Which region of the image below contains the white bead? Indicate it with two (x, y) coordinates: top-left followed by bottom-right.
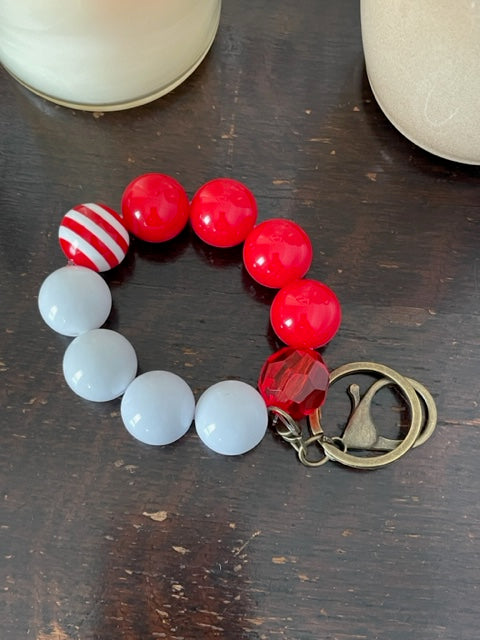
(121, 371), (195, 445)
(195, 380), (268, 455)
(63, 329), (137, 401)
(38, 266), (112, 336)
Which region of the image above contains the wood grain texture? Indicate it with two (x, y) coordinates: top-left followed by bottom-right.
(1, 1), (479, 639)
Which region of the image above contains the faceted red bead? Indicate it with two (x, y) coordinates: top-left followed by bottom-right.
(258, 347), (329, 420)
(190, 178), (258, 247)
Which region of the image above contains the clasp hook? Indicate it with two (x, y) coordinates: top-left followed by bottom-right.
(340, 378), (406, 451)
(308, 362), (437, 469)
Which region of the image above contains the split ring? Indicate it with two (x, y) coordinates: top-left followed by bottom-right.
(309, 362), (426, 469)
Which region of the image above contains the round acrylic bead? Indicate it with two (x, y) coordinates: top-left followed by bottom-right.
(258, 347), (330, 420)
(121, 371), (195, 446)
(121, 173), (190, 243)
(190, 178), (258, 247)
(243, 218), (313, 288)
(38, 266), (112, 336)
(58, 203), (130, 272)
(63, 329), (137, 402)
(195, 380), (268, 455)
(270, 279), (341, 349)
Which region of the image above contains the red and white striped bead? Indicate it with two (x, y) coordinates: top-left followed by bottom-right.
(58, 203), (130, 272)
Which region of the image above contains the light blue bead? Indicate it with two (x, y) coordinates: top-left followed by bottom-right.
(121, 371), (195, 446)
(63, 329), (137, 402)
(195, 380), (268, 455)
(38, 266), (111, 336)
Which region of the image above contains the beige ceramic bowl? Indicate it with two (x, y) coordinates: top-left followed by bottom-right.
(361, 0), (480, 164)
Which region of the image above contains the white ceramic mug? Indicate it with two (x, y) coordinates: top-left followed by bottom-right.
(361, 0), (480, 164)
(0, 0), (222, 110)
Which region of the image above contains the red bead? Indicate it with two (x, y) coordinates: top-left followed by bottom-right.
(243, 218), (313, 288)
(258, 347), (329, 420)
(121, 173), (190, 243)
(190, 178), (257, 247)
(270, 279), (341, 348)
(58, 203), (130, 272)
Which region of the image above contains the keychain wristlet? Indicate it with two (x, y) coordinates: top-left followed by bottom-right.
(38, 173), (437, 469)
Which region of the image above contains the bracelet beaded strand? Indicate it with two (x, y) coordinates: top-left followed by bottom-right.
(38, 173), (341, 457)
(40, 173), (438, 468)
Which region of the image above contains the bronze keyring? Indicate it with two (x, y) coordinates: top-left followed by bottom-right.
(309, 362), (425, 469)
(404, 377), (437, 448)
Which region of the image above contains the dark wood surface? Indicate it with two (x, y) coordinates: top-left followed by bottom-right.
(1, 2), (479, 638)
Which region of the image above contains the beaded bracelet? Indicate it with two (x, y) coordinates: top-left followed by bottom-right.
(38, 173), (437, 469)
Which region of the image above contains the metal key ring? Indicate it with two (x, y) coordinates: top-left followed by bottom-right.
(405, 377), (437, 448)
(309, 362), (424, 469)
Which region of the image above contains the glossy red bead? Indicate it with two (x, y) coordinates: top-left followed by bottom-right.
(121, 173), (190, 243)
(243, 218), (313, 288)
(270, 279), (341, 348)
(258, 347), (329, 420)
(190, 178), (258, 247)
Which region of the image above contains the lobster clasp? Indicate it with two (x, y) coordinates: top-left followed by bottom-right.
(308, 362), (437, 469)
(341, 378), (404, 451)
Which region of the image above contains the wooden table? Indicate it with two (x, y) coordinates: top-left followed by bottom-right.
(1, 2), (479, 638)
